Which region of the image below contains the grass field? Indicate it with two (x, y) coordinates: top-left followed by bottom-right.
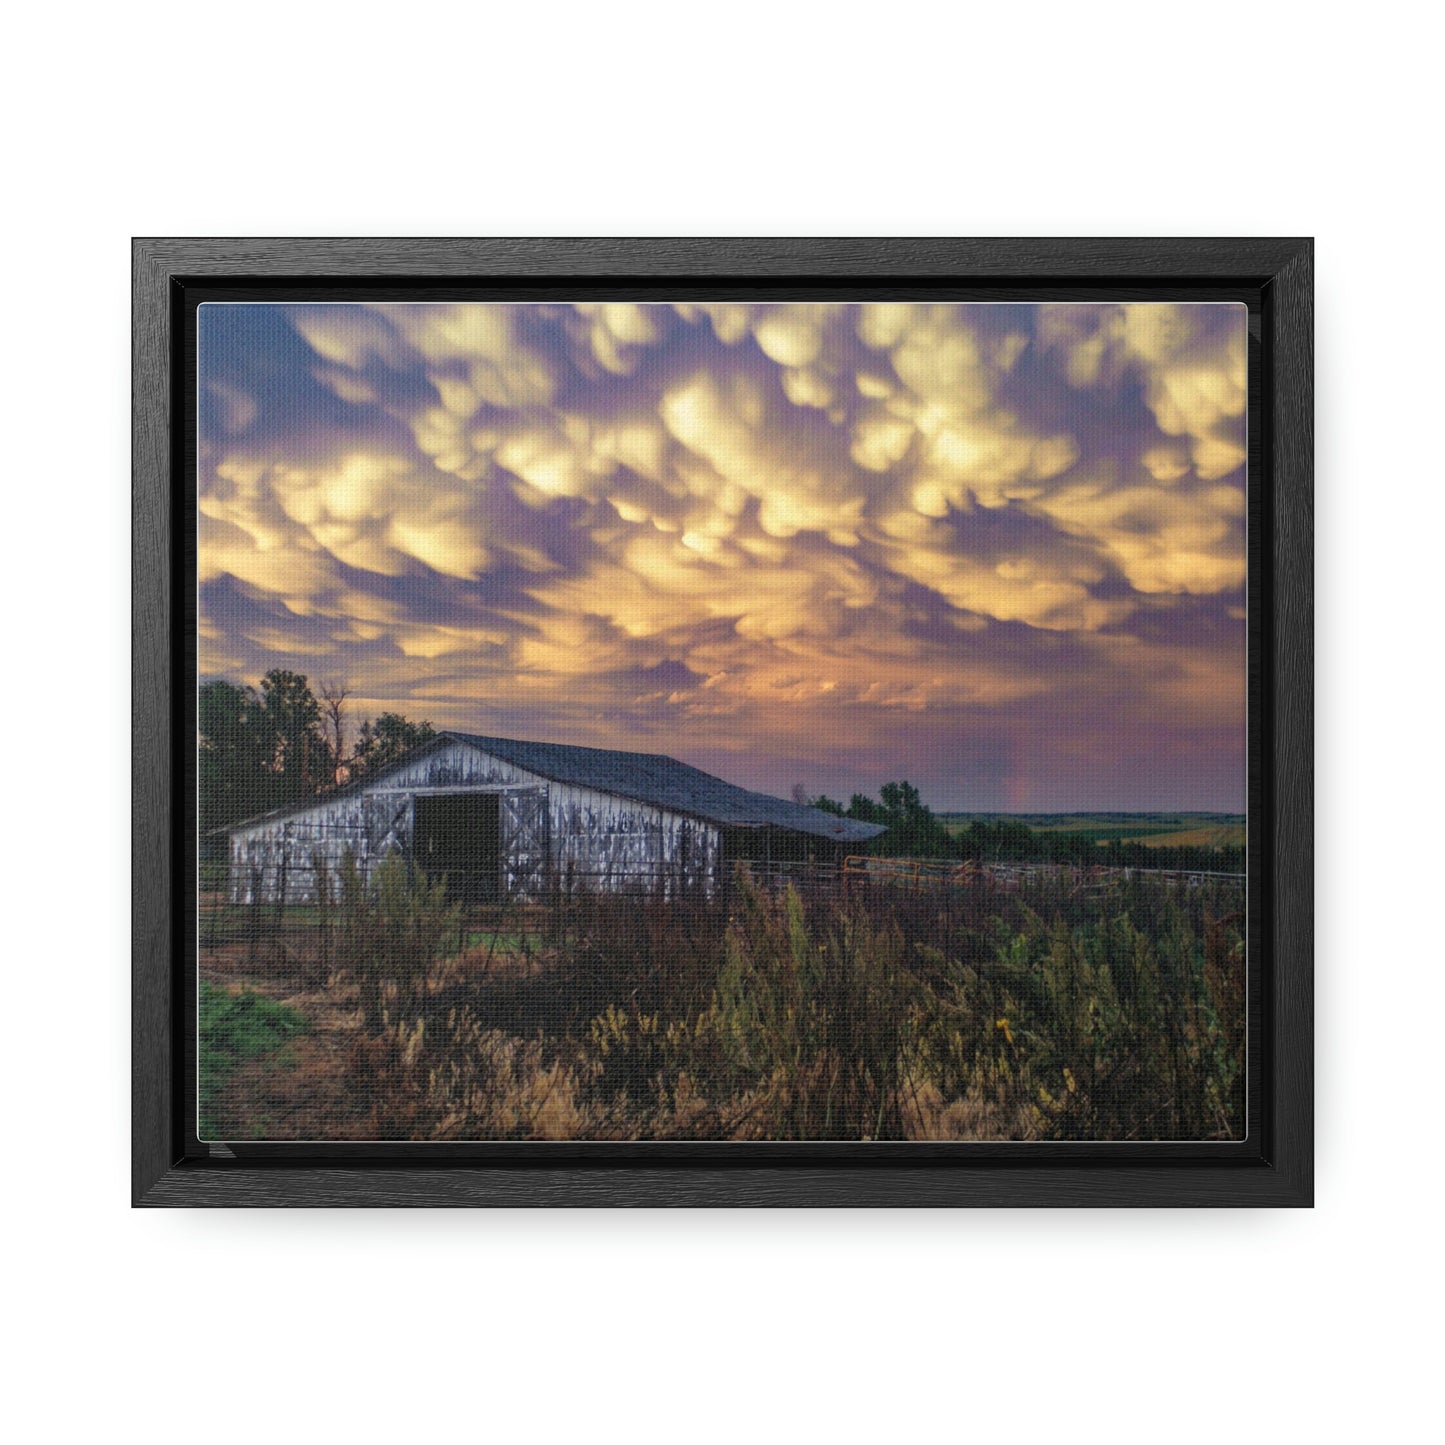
(939, 813), (1246, 849)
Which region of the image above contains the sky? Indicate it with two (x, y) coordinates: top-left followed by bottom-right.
(197, 300), (1247, 812)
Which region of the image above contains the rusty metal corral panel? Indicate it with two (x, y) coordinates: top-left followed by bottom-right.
(227, 738), (723, 903)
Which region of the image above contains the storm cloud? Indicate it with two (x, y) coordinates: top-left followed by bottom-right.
(198, 301), (1247, 810)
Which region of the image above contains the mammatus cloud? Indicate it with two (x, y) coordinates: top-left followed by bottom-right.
(197, 301), (1247, 810)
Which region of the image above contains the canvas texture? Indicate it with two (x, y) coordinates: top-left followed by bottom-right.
(197, 301), (1247, 1142)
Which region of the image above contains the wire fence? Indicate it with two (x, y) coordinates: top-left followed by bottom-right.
(841, 854), (1246, 894)
(199, 848), (1247, 980)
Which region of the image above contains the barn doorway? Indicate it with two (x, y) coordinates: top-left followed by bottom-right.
(414, 793), (501, 903)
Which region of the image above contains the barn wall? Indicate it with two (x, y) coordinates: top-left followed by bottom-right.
(228, 787), (413, 905)
(227, 739), (517, 903)
(228, 739), (721, 903)
(546, 781), (720, 895)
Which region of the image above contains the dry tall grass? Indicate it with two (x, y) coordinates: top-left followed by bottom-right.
(323, 863), (1245, 1142)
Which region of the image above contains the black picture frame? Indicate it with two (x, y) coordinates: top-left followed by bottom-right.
(134, 237), (1312, 1207)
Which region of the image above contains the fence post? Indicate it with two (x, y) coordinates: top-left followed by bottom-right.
(274, 847), (289, 925)
(315, 853), (331, 981)
(246, 866), (262, 968)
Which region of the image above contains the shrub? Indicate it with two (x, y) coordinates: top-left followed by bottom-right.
(333, 850), (460, 1032)
(716, 883), (913, 1139)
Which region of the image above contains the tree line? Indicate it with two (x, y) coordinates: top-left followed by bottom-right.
(199, 670), (435, 840)
(813, 780), (957, 858)
(812, 785), (1245, 873)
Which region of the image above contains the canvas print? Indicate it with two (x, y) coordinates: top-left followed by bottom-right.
(197, 300), (1247, 1142)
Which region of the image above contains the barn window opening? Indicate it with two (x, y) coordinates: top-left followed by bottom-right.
(414, 793), (501, 903)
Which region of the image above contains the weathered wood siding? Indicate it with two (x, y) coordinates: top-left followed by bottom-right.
(546, 780), (719, 895)
(228, 739), (720, 903)
(228, 789), (411, 906)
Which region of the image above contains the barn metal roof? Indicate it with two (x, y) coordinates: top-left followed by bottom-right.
(443, 733), (887, 843)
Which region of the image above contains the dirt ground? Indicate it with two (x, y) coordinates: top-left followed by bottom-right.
(201, 940), (377, 1140)
(199, 936), (541, 1140)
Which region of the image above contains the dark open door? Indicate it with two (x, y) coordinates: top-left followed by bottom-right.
(413, 793), (501, 902)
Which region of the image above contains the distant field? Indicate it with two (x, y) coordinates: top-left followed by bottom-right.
(939, 813), (1246, 849)
(1127, 824), (1247, 849)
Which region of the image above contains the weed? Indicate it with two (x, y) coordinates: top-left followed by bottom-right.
(202, 868), (1247, 1142)
(333, 850), (460, 1033)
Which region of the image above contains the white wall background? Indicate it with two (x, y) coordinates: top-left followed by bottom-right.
(1, 3), (1436, 1441)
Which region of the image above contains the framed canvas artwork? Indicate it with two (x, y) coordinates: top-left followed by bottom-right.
(133, 238), (1312, 1206)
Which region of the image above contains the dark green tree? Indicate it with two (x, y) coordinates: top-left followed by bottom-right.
(843, 781), (955, 858)
(352, 712), (437, 777)
(200, 671), (438, 835)
(962, 817), (1040, 862)
(198, 679), (270, 836)
(198, 670), (327, 849)
(258, 669), (325, 803)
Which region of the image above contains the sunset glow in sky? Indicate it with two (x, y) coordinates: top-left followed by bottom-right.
(198, 301), (1247, 811)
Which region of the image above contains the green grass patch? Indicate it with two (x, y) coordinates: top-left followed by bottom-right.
(455, 931), (538, 955)
(199, 982), (309, 1139)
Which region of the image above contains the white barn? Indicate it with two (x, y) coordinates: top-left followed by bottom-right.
(226, 732), (885, 904)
